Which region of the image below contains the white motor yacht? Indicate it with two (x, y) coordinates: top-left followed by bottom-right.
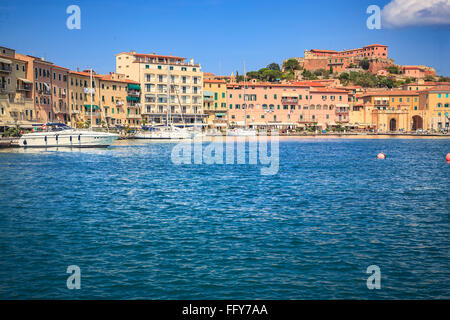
(18, 123), (119, 148)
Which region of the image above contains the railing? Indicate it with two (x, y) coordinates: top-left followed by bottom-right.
(128, 90), (140, 97)
(17, 85), (32, 91)
(282, 98), (298, 104)
(0, 65), (12, 73)
(128, 102), (141, 107)
(85, 112), (101, 117)
(10, 98), (33, 105)
(54, 109), (68, 114)
(126, 113), (141, 119)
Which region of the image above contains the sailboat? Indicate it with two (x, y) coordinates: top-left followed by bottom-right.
(227, 60), (257, 137)
(18, 69), (119, 148)
(135, 63), (196, 140)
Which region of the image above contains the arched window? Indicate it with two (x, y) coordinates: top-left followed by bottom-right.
(437, 103), (442, 108)
(329, 105), (334, 110)
(316, 105), (321, 110)
(310, 105), (315, 110)
(323, 105), (328, 110)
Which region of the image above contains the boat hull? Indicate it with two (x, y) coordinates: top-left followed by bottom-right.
(18, 131), (119, 148)
(134, 131), (195, 140)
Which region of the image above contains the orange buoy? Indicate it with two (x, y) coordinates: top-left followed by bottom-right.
(446, 153), (450, 163)
(377, 153), (386, 159)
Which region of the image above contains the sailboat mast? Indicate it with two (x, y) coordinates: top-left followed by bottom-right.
(243, 60), (246, 128)
(167, 61), (170, 127)
(90, 68), (93, 130)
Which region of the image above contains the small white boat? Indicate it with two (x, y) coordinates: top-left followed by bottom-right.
(18, 123), (119, 148)
(227, 128), (257, 136)
(134, 125), (195, 140)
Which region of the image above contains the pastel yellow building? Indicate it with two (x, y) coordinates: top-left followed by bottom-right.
(98, 73), (141, 129)
(419, 85), (450, 131)
(0, 46), (35, 129)
(203, 80), (227, 129)
(69, 70), (142, 129)
(68, 70), (101, 127)
(115, 51), (204, 125)
(352, 91), (420, 132)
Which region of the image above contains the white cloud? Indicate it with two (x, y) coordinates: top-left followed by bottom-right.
(381, 0), (450, 28)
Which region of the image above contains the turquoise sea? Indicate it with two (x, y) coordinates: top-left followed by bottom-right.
(0, 137), (449, 299)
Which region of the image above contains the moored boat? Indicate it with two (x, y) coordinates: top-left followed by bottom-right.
(18, 123), (119, 148)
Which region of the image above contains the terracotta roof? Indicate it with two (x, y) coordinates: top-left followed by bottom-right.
(69, 70), (102, 78)
(204, 79), (226, 84)
(227, 82), (310, 88)
(361, 90), (419, 97)
(310, 49), (338, 53)
(98, 74), (139, 84)
(424, 85), (450, 92)
(310, 88), (349, 94)
(365, 44), (388, 48)
(118, 52), (185, 60)
(291, 81), (326, 87)
(51, 64), (70, 71)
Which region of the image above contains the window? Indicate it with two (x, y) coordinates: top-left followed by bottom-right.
(157, 66), (162, 70)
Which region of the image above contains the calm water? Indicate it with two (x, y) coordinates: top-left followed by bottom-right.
(0, 137), (449, 299)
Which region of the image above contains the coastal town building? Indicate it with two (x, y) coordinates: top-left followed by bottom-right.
(419, 85), (450, 131)
(352, 91), (421, 132)
(68, 70), (142, 129)
(0, 46), (35, 129)
(289, 44), (394, 74)
(68, 70), (101, 127)
(203, 79), (227, 128)
(50, 64), (70, 124)
(227, 82), (350, 130)
(115, 51), (204, 125)
(98, 73), (141, 128)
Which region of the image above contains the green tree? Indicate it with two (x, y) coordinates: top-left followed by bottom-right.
(387, 65), (401, 74)
(359, 58), (370, 70)
(267, 63), (281, 71)
(283, 59), (301, 72)
(302, 69), (318, 80)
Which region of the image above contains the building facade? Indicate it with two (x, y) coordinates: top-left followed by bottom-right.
(352, 91), (421, 132)
(419, 85), (450, 131)
(115, 51), (204, 126)
(227, 83), (350, 129)
(0, 46), (35, 129)
(203, 80), (227, 128)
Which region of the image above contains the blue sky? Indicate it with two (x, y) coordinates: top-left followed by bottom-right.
(1, 0), (449, 76)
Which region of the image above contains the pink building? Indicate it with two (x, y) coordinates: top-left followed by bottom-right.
(307, 44), (388, 59)
(227, 83), (350, 129)
(50, 65), (69, 123)
(32, 58), (54, 123)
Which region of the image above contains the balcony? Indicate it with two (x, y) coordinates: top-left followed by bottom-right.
(85, 112), (101, 117)
(17, 84), (32, 91)
(39, 89), (52, 96)
(282, 98), (298, 104)
(128, 102), (141, 108)
(0, 64), (12, 73)
(54, 109), (68, 115)
(128, 90), (140, 97)
(126, 113), (141, 119)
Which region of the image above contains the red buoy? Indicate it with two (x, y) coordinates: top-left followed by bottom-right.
(377, 153), (386, 160)
(446, 153), (450, 163)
